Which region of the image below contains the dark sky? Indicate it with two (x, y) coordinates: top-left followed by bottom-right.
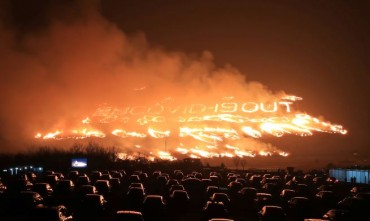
(1, 0), (369, 168)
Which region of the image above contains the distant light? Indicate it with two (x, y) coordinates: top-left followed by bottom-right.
(24, 167), (27, 169)
(3, 169), (7, 172)
(30, 166), (33, 168)
(15, 167), (18, 170)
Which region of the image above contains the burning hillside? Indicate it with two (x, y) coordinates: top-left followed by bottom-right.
(0, 1), (347, 158)
(35, 95), (346, 160)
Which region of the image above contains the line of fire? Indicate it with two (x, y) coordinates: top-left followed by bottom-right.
(34, 96), (347, 161)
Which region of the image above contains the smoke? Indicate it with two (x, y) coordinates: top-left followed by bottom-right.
(0, 1), (288, 154)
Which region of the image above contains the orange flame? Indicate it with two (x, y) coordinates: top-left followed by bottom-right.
(148, 128), (170, 138)
(34, 96), (346, 160)
(112, 129), (147, 138)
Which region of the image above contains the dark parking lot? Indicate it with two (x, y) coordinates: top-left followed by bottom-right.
(1, 164), (369, 221)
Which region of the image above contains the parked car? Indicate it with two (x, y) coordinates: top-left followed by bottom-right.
(210, 192), (231, 208)
(74, 193), (107, 220)
(238, 187), (257, 201)
(32, 183), (53, 198)
(82, 193), (107, 210)
(95, 180), (111, 197)
(142, 195), (166, 221)
(322, 209), (351, 221)
(0, 180), (6, 194)
(287, 197), (313, 220)
(209, 219), (234, 221)
(167, 190), (190, 212)
(54, 180), (74, 195)
(203, 201), (228, 220)
(76, 175), (91, 186)
(15, 191), (44, 211)
(126, 187), (145, 210)
(28, 205), (73, 221)
(115, 210), (144, 221)
(259, 205), (286, 221)
(128, 182), (145, 191)
(280, 189), (296, 203)
(255, 193), (273, 210)
(76, 185), (98, 198)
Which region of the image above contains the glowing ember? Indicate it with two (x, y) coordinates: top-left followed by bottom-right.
(259, 150), (271, 156)
(82, 117), (91, 124)
(71, 128), (106, 139)
(148, 128), (170, 138)
(282, 95), (303, 101)
(241, 126), (262, 138)
(41, 130), (63, 139)
(235, 150), (256, 157)
(112, 129), (147, 138)
(35, 96), (347, 160)
(157, 151), (176, 161)
(176, 147), (189, 154)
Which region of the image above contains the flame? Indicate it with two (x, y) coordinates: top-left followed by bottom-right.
(35, 96), (347, 160)
(148, 128), (170, 138)
(36, 128), (105, 140)
(259, 150), (271, 156)
(242, 126), (262, 138)
(282, 95), (303, 101)
(260, 123), (287, 137)
(71, 128), (106, 139)
(42, 130), (63, 139)
(279, 151), (290, 157)
(235, 150), (256, 157)
(82, 117), (91, 124)
(180, 127), (238, 144)
(176, 147), (189, 154)
(220, 152), (234, 158)
(157, 151), (176, 161)
(190, 148), (220, 158)
(112, 129), (147, 138)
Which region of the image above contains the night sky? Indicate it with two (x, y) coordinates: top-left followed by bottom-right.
(0, 0), (369, 169)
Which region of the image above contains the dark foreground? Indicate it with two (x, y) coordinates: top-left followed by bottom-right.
(0, 166), (369, 221)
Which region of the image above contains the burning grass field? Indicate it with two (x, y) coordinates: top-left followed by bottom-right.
(33, 95), (346, 165)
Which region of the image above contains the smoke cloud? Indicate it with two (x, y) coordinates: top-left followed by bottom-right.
(0, 1), (300, 156)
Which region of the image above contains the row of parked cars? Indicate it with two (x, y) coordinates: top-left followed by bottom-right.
(0, 168), (369, 221)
